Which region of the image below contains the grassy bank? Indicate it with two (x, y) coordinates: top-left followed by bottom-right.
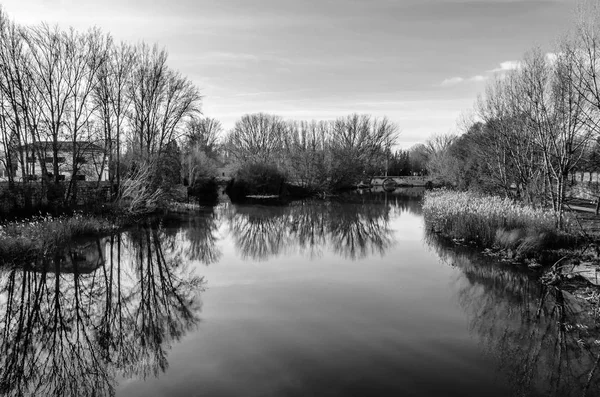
(0, 213), (117, 262)
(423, 190), (576, 258)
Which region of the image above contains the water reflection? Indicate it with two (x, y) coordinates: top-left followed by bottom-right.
(1, 191), (597, 397)
(0, 224), (204, 397)
(224, 198), (398, 261)
(181, 209), (222, 265)
(426, 232), (600, 397)
(360, 186), (424, 215)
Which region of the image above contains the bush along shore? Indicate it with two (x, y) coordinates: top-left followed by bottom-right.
(0, 213), (120, 264)
(0, 194), (223, 263)
(423, 189), (581, 266)
(225, 162), (319, 204)
(423, 189), (600, 310)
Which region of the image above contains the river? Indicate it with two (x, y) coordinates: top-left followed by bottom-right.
(0, 188), (598, 397)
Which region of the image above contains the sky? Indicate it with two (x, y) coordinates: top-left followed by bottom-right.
(0, 0), (579, 147)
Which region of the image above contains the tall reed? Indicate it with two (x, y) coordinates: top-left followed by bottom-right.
(0, 213), (115, 261)
(423, 190), (574, 254)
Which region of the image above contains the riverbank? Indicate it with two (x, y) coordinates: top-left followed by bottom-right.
(423, 189), (577, 256)
(0, 213), (120, 264)
(423, 189), (600, 307)
(6, 188), (598, 397)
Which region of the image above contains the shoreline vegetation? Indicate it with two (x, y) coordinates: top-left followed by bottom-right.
(0, 0), (599, 305)
(423, 189), (600, 307)
(0, 213), (117, 264)
(411, 1), (600, 308)
(423, 189), (577, 260)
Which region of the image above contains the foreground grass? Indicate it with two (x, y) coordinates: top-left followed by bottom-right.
(0, 213), (116, 261)
(423, 190), (576, 257)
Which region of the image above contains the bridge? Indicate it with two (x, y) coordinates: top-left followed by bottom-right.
(369, 175), (436, 187)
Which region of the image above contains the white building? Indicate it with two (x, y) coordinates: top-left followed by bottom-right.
(0, 141), (109, 182)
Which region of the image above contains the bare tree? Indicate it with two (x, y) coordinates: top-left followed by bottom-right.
(550, 48), (594, 225)
(184, 116), (221, 154)
(476, 73), (543, 202)
(226, 113), (286, 163)
(566, 1), (600, 212)
(94, 40), (136, 190)
(182, 116), (222, 184)
(515, 48), (594, 226)
(0, 9), (38, 186)
(282, 120), (330, 188)
(62, 27), (109, 203)
(422, 133), (457, 156)
(127, 43), (201, 160)
(23, 24), (75, 185)
(329, 114), (398, 186)
(0, 8), (205, 210)
(224, 113), (399, 190)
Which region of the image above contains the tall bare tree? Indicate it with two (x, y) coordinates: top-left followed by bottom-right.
(184, 116), (221, 154)
(476, 73), (543, 202)
(283, 120), (330, 188)
(128, 44), (201, 160)
(94, 41), (136, 189)
(329, 114), (398, 186)
(62, 27), (109, 203)
(226, 113), (286, 163)
(0, 9), (36, 186)
(23, 24), (75, 186)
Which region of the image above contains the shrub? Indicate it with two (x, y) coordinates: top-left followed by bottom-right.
(118, 161), (170, 214)
(423, 189), (574, 255)
(227, 162), (286, 200)
(188, 177), (219, 205)
(0, 213), (115, 262)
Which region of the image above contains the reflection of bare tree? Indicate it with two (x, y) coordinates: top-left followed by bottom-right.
(0, 240), (114, 397)
(226, 205), (291, 261)
(328, 202), (393, 260)
(426, 231), (600, 397)
(286, 203), (328, 259)
(224, 199), (394, 261)
(0, 225), (204, 397)
(182, 209), (222, 265)
(365, 187), (424, 216)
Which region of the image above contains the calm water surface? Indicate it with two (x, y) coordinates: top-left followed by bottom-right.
(1, 189), (599, 397)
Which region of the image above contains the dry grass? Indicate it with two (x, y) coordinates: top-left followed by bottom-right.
(0, 213), (115, 261)
(423, 189), (575, 255)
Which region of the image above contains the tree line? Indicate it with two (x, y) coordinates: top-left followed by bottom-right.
(0, 6), (406, 210)
(0, 7), (201, 206)
(421, 0), (600, 226)
(224, 113), (399, 191)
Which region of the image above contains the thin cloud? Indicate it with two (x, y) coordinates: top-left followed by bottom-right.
(488, 60), (521, 73)
(440, 75), (488, 87)
(487, 53), (557, 74)
(469, 75), (487, 82)
(441, 53), (559, 89)
(441, 77), (465, 87)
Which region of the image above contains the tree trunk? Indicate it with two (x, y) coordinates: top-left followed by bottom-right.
(52, 136), (59, 184)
